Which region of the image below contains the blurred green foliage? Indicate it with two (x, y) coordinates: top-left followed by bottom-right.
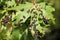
(0, 0), (56, 40)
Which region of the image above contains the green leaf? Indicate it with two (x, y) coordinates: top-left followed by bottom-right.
(7, 2), (33, 11)
(38, 2), (46, 9)
(13, 11), (30, 23)
(11, 29), (21, 40)
(5, 0), (15, 7)
(42, 9), (55, 20)
(46, 6), (55, 13)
